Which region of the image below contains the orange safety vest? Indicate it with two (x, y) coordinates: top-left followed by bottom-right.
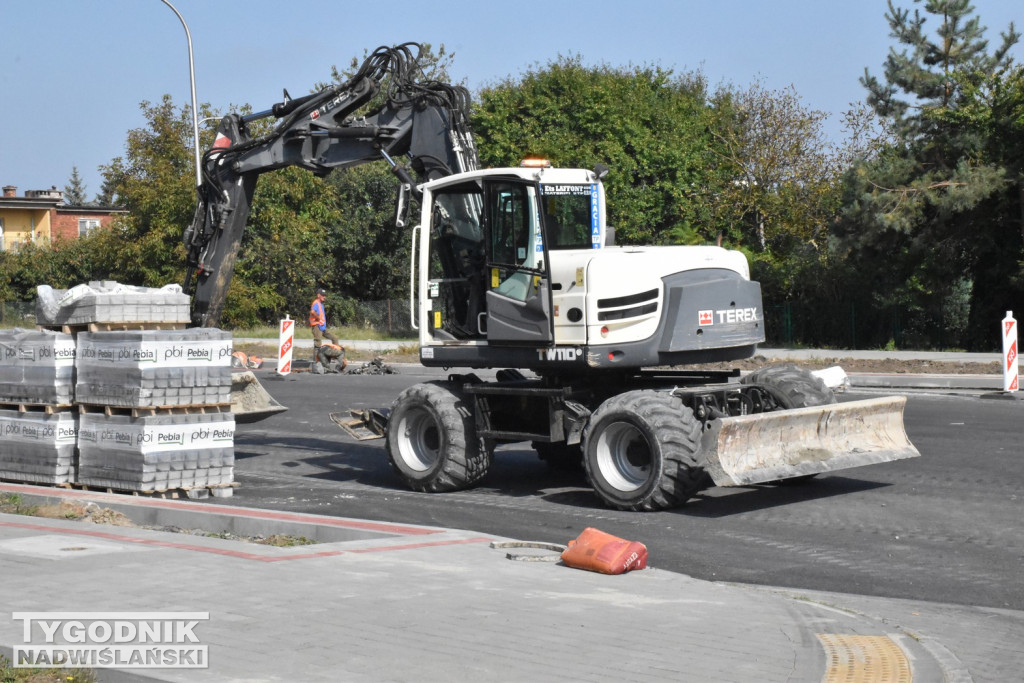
(309, 299), (326, 328)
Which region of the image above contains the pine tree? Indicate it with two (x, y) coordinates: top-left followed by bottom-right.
(837, 0), (1021, 349)
(94, 175), (118, 207)
(63, 166), (88, 206)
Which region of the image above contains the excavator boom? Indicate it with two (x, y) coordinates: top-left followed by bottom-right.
(183, 43), (477, 328)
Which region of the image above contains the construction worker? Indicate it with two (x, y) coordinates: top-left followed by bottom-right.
(309, 288), (340, 361)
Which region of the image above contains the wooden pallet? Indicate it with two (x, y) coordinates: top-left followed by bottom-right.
(0, 477), (74, 489)
(74, 482), (239, 500)
(77, 403), (232, 418)
(5, 479), (241, 500)
(0, 402), (75, 415)
(37, 321), (188, 334)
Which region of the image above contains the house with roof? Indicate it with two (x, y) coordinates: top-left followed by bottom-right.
(0, 184), (126, 251)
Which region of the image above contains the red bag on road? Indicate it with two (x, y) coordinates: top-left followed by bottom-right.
(561, 527), (648, 575)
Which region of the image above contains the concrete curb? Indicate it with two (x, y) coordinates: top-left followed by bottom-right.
(0, 483), (468, 547)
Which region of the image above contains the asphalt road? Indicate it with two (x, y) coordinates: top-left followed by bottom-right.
(225, 365), (1024, 611)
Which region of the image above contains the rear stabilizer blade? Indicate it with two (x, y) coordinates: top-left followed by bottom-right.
(230, 371), (288, 424)
(331, 409), (389, 441)
(702, 396), (920, 487)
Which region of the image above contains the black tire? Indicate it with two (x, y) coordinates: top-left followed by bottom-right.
(583, 390), (705, 511)
(386, 381), (492, 492)
(532, 441), (584, 471)
(741, 364), (836, 484)
(740, 363), (836, 409)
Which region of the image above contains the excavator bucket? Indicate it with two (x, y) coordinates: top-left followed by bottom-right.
(701, 396), (919, 487)
(230, 371), (288, 424)
(330, 409), (389, 440)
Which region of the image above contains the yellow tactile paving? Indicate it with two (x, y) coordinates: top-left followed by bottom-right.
(817, 633), (912, 682)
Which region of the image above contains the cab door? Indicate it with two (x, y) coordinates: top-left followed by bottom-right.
(483, 179), (554, 344)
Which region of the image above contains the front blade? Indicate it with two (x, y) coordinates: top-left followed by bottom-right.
(702, 396), (920, 487)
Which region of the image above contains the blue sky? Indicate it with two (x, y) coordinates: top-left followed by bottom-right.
(1, 0), (1020, 197)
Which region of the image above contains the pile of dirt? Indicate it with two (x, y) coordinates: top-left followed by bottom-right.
(32, 501), (135, 527)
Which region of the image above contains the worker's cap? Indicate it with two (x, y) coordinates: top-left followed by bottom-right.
(316, 288), (327, 296)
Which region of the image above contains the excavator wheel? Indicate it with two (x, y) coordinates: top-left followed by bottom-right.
(583, 390), (706, 511)
(741, 363), (836, 409)
(386, 381), (493, 492)
(740, 364), (836, 484)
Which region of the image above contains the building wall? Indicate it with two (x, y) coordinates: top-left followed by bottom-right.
(51, 211), (120, 243)
(0, 207), (51, 249)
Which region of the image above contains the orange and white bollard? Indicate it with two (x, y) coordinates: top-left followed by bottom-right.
(1002, 311), (1018, 393)
(278, 315), (294, 376)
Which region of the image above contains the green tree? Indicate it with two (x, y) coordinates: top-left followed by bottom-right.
(711, 83), (843, 252)
(62, 167), (88, 206)
(474, 56), (728, 245)
(99, 95), (201, 289)
(94, 174), (118, 207)
(708, 82), (851, 311)
(838, 0), (1021, 349)
(319, 43), (459, 307)
(94, 96), (342, 327)
(232, 165), (340, 326)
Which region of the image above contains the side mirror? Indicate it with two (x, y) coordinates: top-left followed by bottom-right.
(394, 183), (412, 228)
(594, 163), (610, 180)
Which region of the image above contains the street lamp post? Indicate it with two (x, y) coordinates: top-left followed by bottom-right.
(159, 0), (203, 189)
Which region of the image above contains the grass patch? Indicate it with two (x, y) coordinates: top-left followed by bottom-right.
(1, 496), (317, 546)
(1, 497), (136, 527)
(0, 494), (38, 516)
(194, 530), (315, 546)
(258, 534), (317, 547)
(0, 653), (96, 682)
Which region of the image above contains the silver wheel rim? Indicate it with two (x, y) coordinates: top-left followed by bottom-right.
(595, 421), (652, 492)
(396, 407), (440, 472)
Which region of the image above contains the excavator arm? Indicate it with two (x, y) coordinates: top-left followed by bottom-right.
(184, 43), (478, 327)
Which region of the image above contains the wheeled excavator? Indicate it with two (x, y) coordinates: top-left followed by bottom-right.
(185, 43), (919, 511)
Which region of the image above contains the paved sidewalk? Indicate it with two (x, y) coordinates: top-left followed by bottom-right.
(3, 483), (1023, 682)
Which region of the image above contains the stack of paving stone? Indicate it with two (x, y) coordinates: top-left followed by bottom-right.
(0, 329), (78, 484)
(77, 412), (234, 492)
(74, 328), (236, 492)
(25, 280), (237, 494)
(0, 328), (76, 406)
(36, 281), (190, 328)
(0, 410), (78, 484)
(75, 329), (233, 408)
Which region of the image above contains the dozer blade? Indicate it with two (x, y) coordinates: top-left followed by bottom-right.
(701, 396), (920, 487)
(330, 409), (389, 441)
(230, 371), (288, 424)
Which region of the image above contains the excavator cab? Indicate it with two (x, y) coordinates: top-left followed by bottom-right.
(483, 179), (554, 345)
(422, 174), (555, 348)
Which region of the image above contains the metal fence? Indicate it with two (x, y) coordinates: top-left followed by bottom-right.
(334, 299), (416, 338)
(763, 302), (975, 351)
(0, 301), (35, 328)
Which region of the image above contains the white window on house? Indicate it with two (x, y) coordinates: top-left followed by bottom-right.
(78, 218), (100, 237)
(0, 218), (4, 250)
